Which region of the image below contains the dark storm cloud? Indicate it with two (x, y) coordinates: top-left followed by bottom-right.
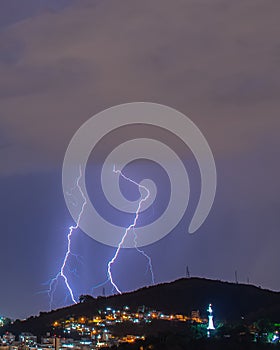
(0, 58), (93, 98)
(0, 35), (24, 65)
(0, 0), (279, 176)
(0, 0), (76, 29)
(213, 73), (280, 105)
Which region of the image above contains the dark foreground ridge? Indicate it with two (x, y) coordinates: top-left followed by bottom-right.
(3, 277), (280, 336)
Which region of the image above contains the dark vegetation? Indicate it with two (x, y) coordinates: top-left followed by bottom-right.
(114, 337), (280, 350)
(2, 277), (280, 337)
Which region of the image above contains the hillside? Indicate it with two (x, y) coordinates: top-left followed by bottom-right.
(3, 278), (280, 336)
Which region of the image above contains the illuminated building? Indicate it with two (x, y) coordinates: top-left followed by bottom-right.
(2, 333), (15, 345)
(19, 333), (37, 346)
(191, 310), (200, 320)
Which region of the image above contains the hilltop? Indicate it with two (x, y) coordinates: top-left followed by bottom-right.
(3, 278), (280, 336)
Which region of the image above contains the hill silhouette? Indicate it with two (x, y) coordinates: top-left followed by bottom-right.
(3, 278), (280, 336)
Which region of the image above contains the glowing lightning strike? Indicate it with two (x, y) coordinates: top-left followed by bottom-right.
(133, 229), (155, 285)
(107, 166), (153, 294)
(48, 165), (87, 308)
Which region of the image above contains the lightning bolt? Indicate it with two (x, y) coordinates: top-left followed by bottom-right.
(107, 166), (154, 293)
(133, 229), (155, 285)
(47, 164), (153, 306)
(48, 165), (87, 308)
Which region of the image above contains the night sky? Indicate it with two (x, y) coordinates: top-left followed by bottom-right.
(1, 0), (280, 320)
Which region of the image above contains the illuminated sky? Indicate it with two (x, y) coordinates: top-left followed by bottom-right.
(1, 0), (280, 319)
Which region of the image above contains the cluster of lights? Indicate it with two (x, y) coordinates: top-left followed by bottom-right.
(52, 305), (205, 336)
